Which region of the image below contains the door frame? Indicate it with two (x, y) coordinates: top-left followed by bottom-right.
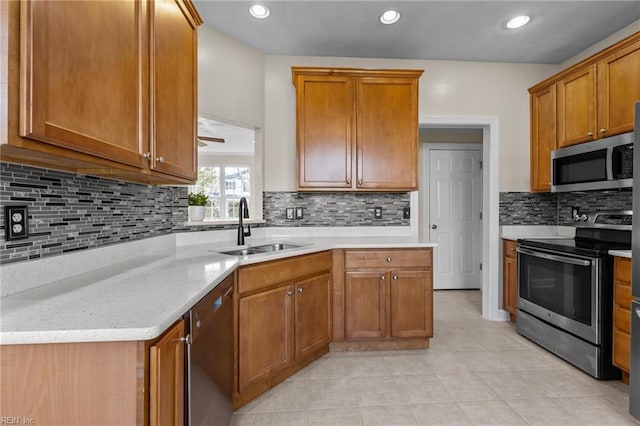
(411, 115), (508, 321)
(422, 143), (483, 289)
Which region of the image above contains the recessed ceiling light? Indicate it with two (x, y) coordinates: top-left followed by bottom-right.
(249, 4), (270, 19)
(380, 9), (400, 25)
(506, 15), (530, 29)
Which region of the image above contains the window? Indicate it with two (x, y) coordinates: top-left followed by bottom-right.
(191, 166), (251, 220)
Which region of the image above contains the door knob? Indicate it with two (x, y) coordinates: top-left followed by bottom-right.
(431, 224), (438, 229)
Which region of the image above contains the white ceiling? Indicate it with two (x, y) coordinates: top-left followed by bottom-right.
(197, 117), (255, 155)
(194, 1), (640, 64)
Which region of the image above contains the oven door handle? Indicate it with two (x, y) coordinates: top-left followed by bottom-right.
(516, 247), (592, 267)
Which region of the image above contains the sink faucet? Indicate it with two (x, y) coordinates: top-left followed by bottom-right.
(237, 197), (251, 245)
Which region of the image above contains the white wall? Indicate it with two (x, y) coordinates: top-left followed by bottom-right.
(561, 20), (640, 69)
(198, 25), (265, 129)
(264, 55), (558, 192)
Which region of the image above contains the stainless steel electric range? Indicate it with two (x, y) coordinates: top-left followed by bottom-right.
(516, 210), (631, 379)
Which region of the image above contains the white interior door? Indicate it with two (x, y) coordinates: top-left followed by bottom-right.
(428, 149), (482, 289)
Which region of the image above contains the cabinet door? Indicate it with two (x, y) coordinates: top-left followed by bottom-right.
(20, 0), (146, 168)
(530, 84), (557, 192)
(558, 65), (597, 147)
(503, 256), (518, 319)
(598, 39), (640, 137)
(356, 77), (419, 190)
(150, 0), (199, 180)
(294, 273), (331, 359)
(345, 271), (387, 339)
(390, 270), (432, 338)
(150, 319), (185, 426)
(238, 285), (293, 393)
(295, 75), (354, 189)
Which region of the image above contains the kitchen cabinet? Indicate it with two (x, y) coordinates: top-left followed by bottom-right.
(292, 67), (423, 192)
(502, 239), (518, 322)
(530, 84), (557, 192)
(0, 0), (201, 184)
(149, 319), (186, 426)
(0, 317), (188, 425)
(234, 251), (332, 408)
(340, 248), (433, 345)
(613, 256), (632, 384)
(529, 32), (640, 189)
(557, 65), (598, 147)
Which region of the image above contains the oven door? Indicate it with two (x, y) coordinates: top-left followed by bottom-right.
(517, 246), (600, 344)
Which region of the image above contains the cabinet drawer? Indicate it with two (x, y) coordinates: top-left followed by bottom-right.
(613, 328), (630, 372)
(238, 251), (332, 295)
(615, 257), (631, 282)
(614, 306), (631, 334)
(503, 240), (517, 259)
(614, 282), (632, 309)
(344, 249), (432, 269)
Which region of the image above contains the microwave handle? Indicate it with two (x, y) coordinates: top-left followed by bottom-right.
(516, 247), (592, 267)
(606, 146), (614, 181)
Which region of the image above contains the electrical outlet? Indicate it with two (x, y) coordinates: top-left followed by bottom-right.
(403, 207), (410, 219)
(295, 207), (304, 219)
(374, 207), (382, 219)
(286, 207), (294, 220)
(5, 205), (28, 241)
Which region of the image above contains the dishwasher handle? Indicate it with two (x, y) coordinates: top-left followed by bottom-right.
(516, 247), (592, 267)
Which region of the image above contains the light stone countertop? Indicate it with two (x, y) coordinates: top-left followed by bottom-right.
(500, 225), (576, 241)
(609, 250), (632, 259)
(0, 231), (435, 345)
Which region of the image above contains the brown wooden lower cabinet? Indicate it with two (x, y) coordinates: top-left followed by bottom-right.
(502, 239), (518, 322)
(613, 256), (632, 384)
(149, 319), (186, 426)
(233, 251), (332, 408)
(338, 248), (433, 348)
(0, 318), (187, 426)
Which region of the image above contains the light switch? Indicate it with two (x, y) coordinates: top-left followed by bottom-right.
(5, 205), (28, 241)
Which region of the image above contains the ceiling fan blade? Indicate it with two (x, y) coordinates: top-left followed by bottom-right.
(198, 136), (225, 143)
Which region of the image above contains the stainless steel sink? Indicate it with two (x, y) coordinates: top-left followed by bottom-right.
(218, 243), (302, 256)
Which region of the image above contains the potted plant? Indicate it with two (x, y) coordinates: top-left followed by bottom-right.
(188, 192), (208, 222)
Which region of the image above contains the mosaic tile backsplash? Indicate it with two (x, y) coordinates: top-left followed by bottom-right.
(499, 191), (633, 226)
(263, 191), (410, 227)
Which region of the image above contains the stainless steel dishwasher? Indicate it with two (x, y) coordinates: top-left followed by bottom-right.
(185, 274), (234, 426)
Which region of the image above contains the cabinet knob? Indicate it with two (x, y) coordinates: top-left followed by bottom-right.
(393, 275), (398, 280)
(587, 132), (593, 137)
(177, 334), (191, 344)
(297, 287), (303, 293)
(599, 128), (607, 133)
(380, 275), (386, 281)
(143, 152), (151, 160)
(346, 179), (351, 185)
(358, 180), (363, 186)
(386, 257), (392, 262)
(196, 320), (201, 329)
(287, 289), (293, 296)
(156, 156), (165, 164)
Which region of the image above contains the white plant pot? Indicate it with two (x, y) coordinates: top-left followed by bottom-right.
(189, 205), (205, 222)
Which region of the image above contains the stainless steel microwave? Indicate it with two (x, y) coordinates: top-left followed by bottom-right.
(551, 132), (634, 192)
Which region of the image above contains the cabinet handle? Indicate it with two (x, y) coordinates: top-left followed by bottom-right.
(386, 257), (392, 262)
(393, 275), (398, 280)
(143, 152), (151, 160)
(297, 287), (303, 293)
(599, 128), (607, 133)
(380, 275), (386, 281)
(587, 132), (593, 137)
(156, 156), (165, 164)
(224, 286), (234, 297)
(346, 179), (351, 185)
(177, 334), (191, 344)
(358, 180), (363, 186)
(287, 289), (293, 296)
(196, 320), (201, 329)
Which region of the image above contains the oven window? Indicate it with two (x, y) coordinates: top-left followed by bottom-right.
(519, 253), (592, 326)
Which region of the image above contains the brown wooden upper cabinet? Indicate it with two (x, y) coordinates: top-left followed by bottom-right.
(292, 67), (423, 192)
(2, 0), (201, 184)
(529, 32), (640, 191)
(558, 35), (640, 148)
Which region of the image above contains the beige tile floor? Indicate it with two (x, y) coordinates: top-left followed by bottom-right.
(231, 290), (640, 425)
